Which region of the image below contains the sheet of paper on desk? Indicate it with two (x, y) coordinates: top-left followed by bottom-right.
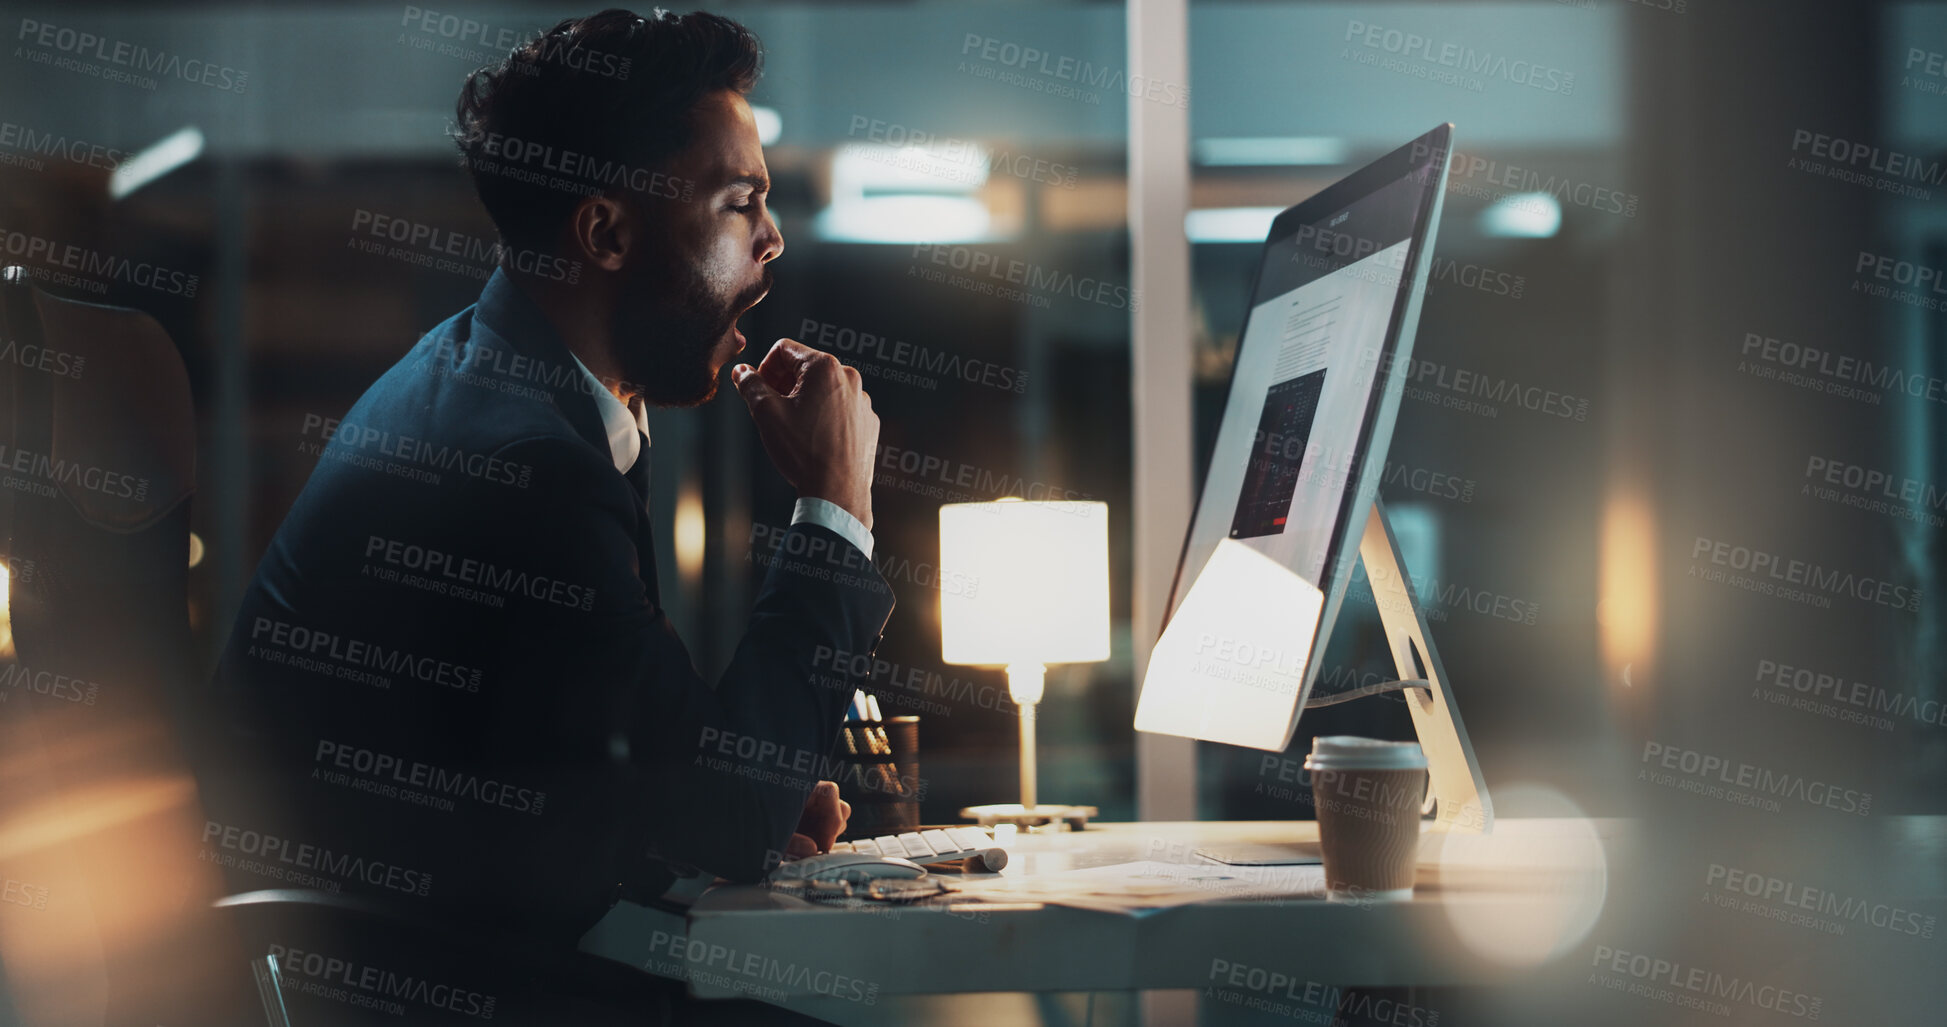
(944, 860), (1327, 916)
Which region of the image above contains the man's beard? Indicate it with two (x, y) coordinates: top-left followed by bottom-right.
(612, 256), (770, 407)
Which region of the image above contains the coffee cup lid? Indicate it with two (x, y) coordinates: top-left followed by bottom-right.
(1303, 735), (1427, 770)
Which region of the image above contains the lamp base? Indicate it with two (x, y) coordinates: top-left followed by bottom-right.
(959, 803), (1099, 830)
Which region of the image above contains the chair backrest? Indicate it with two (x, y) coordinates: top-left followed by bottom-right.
(0, 267), (256, 1024)
(0, 264), (196, 693)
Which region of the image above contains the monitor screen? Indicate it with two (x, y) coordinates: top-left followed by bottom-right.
(1202, 169), (1431, 590)
(1136, 125), (1451, 751)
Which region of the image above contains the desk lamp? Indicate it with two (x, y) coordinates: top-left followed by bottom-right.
(939, 499), (1108, 828)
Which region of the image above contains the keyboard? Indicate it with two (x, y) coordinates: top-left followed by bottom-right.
(831, 826), (1007, 870)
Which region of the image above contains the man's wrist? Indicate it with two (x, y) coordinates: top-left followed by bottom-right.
(793, 497), (875, 558)
(799, 487), (871, 532)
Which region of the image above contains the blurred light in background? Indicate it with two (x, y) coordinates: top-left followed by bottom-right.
(814, 141), (998, 244)
(1184, 206), (1283, 244)
(107, 126), (204, 201)
(0, 559), (12, 660)
(1192, 136), (1348, 167)
(814, 194), (993, 244)
(674, 481), (707, 586)
(750, 104), (782, 146)
(1478, 191), (1562, 238)
(1598, 490), (1659, 692)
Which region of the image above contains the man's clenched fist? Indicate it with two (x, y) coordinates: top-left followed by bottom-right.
(732, 339), (878, 530)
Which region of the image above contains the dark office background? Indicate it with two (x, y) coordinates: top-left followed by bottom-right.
(0, 1), (1941, 1022)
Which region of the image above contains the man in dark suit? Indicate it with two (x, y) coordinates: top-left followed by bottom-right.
(208, 9), (893, 949)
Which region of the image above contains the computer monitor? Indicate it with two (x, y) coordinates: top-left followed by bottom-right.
(1134, 125), (1487, 831)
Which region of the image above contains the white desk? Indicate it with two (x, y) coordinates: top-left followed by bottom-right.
(581, 818), (1621, 1023)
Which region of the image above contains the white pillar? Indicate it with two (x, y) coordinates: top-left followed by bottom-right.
(1128, 0), (1196, 826)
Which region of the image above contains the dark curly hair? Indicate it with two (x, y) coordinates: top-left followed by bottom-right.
(453, 8), (763, 252)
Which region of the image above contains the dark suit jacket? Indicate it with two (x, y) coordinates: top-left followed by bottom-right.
(208, 269), (895, 946)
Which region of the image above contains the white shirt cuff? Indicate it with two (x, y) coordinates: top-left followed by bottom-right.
(791, 498), (875, 560)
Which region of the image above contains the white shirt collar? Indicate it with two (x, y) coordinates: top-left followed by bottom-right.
(566, 351), (650, 473)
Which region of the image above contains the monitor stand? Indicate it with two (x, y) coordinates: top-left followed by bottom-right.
(1325, 499), (1494, 832)
(1195, 499), (1494, 867)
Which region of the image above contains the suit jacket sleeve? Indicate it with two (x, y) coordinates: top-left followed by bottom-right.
(489, 435), (897, 885)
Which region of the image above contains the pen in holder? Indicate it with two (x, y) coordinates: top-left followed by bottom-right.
(838, 714), (920, 839)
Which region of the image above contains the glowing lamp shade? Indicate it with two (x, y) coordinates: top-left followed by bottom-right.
(939, 500), (1109, 668)
(939, 499), (1108, 825)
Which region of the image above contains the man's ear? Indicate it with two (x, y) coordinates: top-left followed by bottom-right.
(568, 194), (631, 273)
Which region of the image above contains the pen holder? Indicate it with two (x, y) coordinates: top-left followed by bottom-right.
(838, 715), (920, 839)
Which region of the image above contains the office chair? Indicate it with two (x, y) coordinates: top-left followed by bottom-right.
(0, 265), (266, 1024)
